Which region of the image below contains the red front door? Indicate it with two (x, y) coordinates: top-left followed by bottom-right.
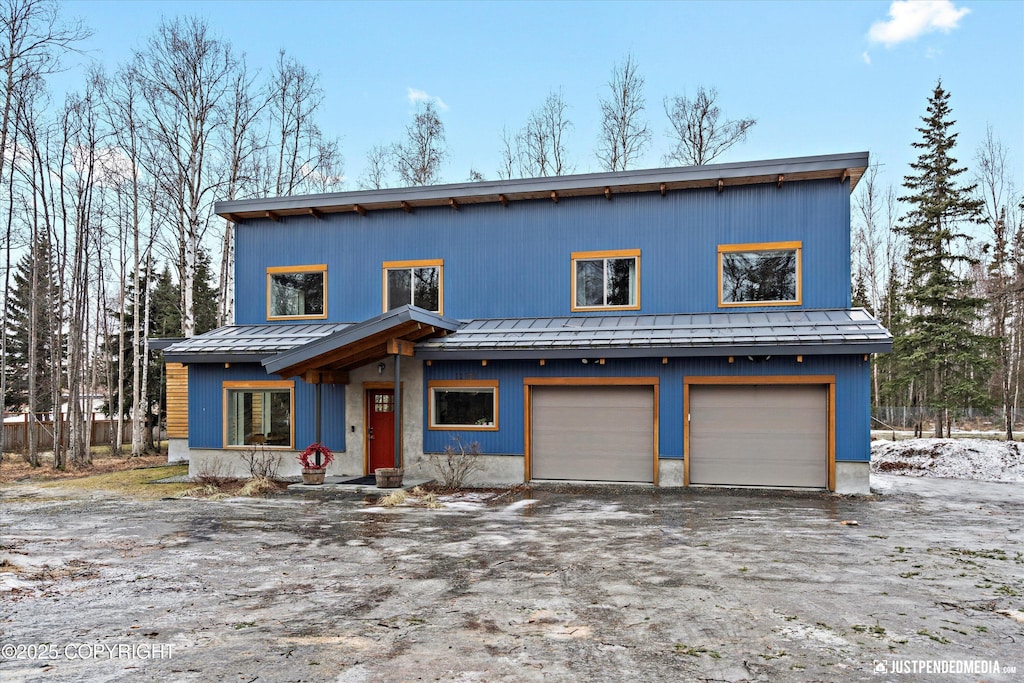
(367, 389), (396, 473)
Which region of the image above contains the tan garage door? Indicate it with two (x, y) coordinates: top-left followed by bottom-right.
(531, 385), (654, 482)
(689, 384), (827, 488)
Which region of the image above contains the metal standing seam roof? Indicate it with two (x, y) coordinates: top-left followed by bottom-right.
(162, 322), (352, 363)
(415, 308), (892, 360)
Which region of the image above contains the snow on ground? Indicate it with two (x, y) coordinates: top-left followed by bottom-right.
(871, 437), (1024, 483)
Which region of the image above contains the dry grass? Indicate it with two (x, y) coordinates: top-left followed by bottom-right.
(18, 464), (194, 500)
(0, 452), (171, 484)
(378, 490), (407, 507)
(376, 486), (444, 509)
(238, 476), (277, 497)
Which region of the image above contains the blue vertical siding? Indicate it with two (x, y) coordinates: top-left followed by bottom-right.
(423, 354), (870, 463)
(188, 363), (346, 452)
(235, 179), (853, 324)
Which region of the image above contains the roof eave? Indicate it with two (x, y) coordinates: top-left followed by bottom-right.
(216, 152), (869, 221)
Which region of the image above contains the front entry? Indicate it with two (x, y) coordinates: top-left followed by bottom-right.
(366, 388), (396, 473)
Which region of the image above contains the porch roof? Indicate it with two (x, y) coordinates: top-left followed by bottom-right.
(161, 322), (352, 364)
(261, 305), (462, 378)
(415, 308), (892, 360)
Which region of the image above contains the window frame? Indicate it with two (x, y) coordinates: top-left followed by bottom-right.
(428, 379), (499, 431)
(222, 380), (296, 449)
(717, 241), (802, 308)
(266, 264), (328, 321)
(382, 259), (444, 315)
(570, 249), (641, 312)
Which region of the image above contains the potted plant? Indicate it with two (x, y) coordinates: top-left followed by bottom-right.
(297, 443), (334, 485)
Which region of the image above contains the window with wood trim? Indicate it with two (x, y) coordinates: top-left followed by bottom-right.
(383, 259), (443, 314)
(571, 249), (640, 311)
(428, 380), (498, 430)
(267, 264), (327, 320)
(718, 241), (802, 307)
(223, 381), (294, 448)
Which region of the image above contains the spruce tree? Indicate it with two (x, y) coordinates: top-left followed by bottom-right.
(895, 81), (993, 436)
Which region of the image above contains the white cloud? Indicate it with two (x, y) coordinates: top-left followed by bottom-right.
(862, 51), (872, 65)
(868, 0), (970, 47)
(407, 87), (449, 112)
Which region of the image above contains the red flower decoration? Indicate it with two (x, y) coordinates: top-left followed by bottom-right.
(298, 442), (334, 469)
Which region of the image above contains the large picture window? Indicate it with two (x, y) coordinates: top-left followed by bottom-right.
(718, 241), (802, 307)
(383, 259), (443, 314)
(571, 249), (640, 311)
(428, 380), (498, 430)
(267, 265), (327, 320)
(224, 381), (294, 448)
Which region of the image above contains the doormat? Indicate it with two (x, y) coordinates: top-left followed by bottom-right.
(340, 476), (378, 485)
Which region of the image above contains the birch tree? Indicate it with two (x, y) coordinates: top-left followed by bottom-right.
(663, 86), (755, 166)
(392, 101), (446, 186)
(596, 54), (650, 172)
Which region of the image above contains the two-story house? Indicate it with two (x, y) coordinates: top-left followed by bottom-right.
(162, 152), (891, 493)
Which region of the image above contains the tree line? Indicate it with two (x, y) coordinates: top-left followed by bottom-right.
(853, 83), (1022, 438)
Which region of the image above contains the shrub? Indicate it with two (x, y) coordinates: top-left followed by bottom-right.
(429, 435), (483, 490)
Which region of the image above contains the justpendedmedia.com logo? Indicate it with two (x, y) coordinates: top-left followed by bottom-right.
(873, 659), (1015, 675)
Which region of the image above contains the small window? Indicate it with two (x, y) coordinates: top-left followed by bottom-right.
(718, 241), (802, 307)
(224, 382), (294, 448)
(267, 265), (327, 320)
(428, 380), (498, 430)
(383, 259), (443, 314)
(572, 249), (640, 311)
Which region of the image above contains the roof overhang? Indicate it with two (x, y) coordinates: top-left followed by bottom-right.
(262, 305), (462, 379)
(216, 152), (869, 222)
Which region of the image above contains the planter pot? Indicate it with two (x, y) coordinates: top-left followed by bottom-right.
(302, 468), (326, 485)
(375, 467), (404, 488)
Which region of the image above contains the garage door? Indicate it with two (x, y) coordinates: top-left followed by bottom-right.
(688, 384), (828, 488)
(531, 385), (654, 482)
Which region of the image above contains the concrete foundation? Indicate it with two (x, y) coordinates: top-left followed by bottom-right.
(835, 461), (871, 495)
(405, 452), (526, 486)
(167, 438), (190, 464)
(658, 458), (684, 487)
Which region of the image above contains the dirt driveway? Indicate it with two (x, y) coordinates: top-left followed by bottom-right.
(1, 475), (1022, 682)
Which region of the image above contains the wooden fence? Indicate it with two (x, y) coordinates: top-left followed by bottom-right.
(1, 417), (157, 453)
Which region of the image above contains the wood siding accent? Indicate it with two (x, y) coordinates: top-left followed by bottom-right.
(165, 362), (189, 438)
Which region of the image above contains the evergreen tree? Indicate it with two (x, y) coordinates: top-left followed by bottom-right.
(895, 81), (993, 436)
(3, 239), (62, 412)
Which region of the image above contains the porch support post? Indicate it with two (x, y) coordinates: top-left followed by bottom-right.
(393, 352), (402, 468)
(314, 373), (322, 444)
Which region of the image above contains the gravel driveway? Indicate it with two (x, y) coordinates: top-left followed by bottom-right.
(1, 475), (1022, 682)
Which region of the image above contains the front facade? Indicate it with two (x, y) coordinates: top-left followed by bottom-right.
(164, 152), (891, 493)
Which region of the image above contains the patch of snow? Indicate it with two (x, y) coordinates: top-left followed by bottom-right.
(501, 499), (540, 513)
(871, 438), (1024, 483)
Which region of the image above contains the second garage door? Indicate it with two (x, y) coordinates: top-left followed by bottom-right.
(531, 385), (654, 483)
(688, 384), (828, 488)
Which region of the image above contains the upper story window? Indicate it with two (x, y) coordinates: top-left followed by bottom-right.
(718, 241), (802, 307)
(571, 249), (640, 311)
(224, 381), (294, 448)
(267, 264), (327, 320)
(383, 259), (443, 314)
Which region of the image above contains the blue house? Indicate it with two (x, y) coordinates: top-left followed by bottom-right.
(163, 152), (891, 493)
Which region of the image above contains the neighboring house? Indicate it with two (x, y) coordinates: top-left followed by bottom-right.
(162, 152), (891, 493)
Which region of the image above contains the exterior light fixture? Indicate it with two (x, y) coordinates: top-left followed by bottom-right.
(377, 362), (386, 375)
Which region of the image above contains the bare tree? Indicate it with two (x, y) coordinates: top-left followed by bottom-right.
(133, 17), (235, 339)
(267, 50), (343, 197)
(392, 101), (447, 186)
(514, 89), (573, 178)
(596, 54), (650, 172)
(975, 127), (1019, 439)
(0, 0), (88, 463)
(497, 125), (516, 180)
(359, 144), (390, 189)
(663, 86), (755, 166)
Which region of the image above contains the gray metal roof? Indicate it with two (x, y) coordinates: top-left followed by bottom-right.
(416, 308), (892, 360)
(162, 322), (351, 363)
(262, 305), (462, 375)
(216, 152), (869, 220)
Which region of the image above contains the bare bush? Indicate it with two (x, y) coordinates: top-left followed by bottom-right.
(429, 435), (484, 490)
(241, 445), (281, 480)
(192, 458), (233, 486)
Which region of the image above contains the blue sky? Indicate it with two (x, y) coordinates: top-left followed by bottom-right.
(59, 0), (1023, 199)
